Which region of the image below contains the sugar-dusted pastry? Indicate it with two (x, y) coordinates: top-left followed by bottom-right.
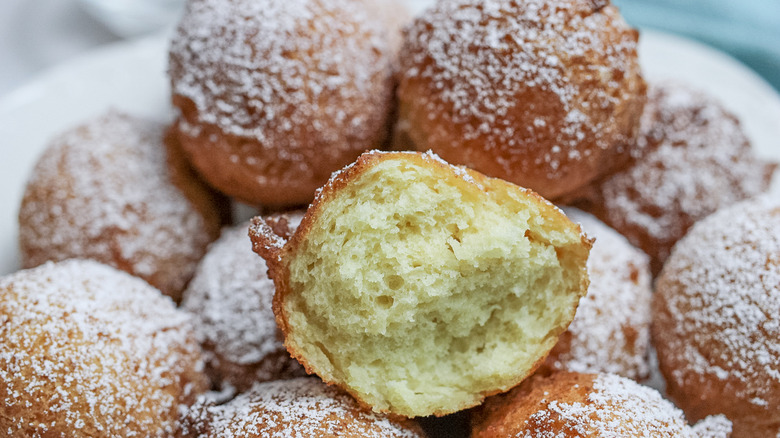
(574, 81), (777, 273)
(181, 215), (306, 392)
(18, 111), (224, 301)
(397, 0), (646, 199)
(0, 259), (208, 437)
(472, 372), (732, 438)
(250, 150), (591, 417)
(169, 0), (396, 207)
(654, 196), (780, 437)
(182, 377), (425, 437)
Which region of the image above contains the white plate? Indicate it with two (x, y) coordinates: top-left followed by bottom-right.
(1, 29), (779, 276)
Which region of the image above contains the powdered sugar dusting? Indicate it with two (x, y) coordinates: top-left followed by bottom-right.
(399, 0), (643, 179)
(18, 110), (215, 298)
(521, 374), (721, 437)
(689, 415), (733, 438)
(598, 81), (777, 268)
(181, 220), (304, 390)
(169, 0), (393, 154)
(654, 195), (780, 412)
(249, 217), (289, 264)
(185, 378), (424, 437)
(0, 259), (207, 437)
(548, 209), (652, 380)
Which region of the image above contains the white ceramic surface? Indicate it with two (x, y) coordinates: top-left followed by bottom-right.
(1, 30), (779, 276)
(77, 0), (185, 38)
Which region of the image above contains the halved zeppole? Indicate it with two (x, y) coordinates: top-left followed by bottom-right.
(249, 151), (592, 417)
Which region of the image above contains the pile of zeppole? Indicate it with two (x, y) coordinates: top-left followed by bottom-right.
(3, 0), (777, 436)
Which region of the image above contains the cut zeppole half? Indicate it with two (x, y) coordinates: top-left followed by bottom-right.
(249, 151), (592, 417)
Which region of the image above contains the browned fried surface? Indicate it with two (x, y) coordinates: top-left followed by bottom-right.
(0, 260), (208, 437)
(169, 0), (396, 206)
(653, 196), (780, 437)
(397, 0), (646, 199)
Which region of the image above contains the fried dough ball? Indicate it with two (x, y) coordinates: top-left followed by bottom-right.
(169, 0), (396, 207)
(181, 215), (306, 393)
(0, 259), (209, 437)
(182, 378), (426, 437)
(397, 0), (646, 200)
(541, 208), (652, 380)
(18, 111), (224, 301)
(573, 81), (777, 274)
(249, 151), (591, 417)
(472, 372), (732, 438)
(653, 196), (780, 437)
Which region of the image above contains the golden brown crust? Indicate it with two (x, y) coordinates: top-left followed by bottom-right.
(397, 0), (646, 200)
(172, 103), (391, 207)
(472, 372), (597, 438)
(249, 216), (293, 340)
(169, 0), (396, 207)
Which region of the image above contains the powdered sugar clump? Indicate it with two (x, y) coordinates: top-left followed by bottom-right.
(0, 260), (207, 437)
(689, 415), (733, 438)
(183, 378), (424, 437)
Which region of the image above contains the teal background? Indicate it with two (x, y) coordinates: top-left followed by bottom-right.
(614, 0), (780, 91)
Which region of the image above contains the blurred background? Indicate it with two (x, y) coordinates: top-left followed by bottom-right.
(0, 0), (778, 97)
(614, 0), (780, 92)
